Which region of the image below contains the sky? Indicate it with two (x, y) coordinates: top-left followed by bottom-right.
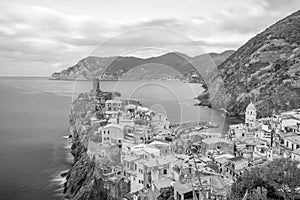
(0, 0), (299, 76)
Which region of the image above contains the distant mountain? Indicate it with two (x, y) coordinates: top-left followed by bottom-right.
(49, 51), (234, 83)
(204, 10), (300, 117)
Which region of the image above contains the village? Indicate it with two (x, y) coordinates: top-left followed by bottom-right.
(70, 78), (300, 200)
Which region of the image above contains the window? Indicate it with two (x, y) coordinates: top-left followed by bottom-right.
(107, 130), (110, 134)
(163, 169), (167, 175)
(103, 130), (106, 134)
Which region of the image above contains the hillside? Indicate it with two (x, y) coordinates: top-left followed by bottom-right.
(49, 51), (234, 83)
(205, 10), (300, 117)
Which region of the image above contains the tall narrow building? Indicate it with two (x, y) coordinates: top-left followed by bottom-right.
(245, 102), (256, 127)
(93, 78), (101, 96)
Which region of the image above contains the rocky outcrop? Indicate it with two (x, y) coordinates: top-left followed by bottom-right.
(49, 51), (234, 84)
(64, 92), (130, 200)
(206, 10), (300, 117)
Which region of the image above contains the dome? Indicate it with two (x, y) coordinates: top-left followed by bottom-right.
(246, 102), (256, 111)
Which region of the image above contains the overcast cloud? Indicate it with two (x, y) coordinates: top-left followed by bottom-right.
(0, 0), (299, 76)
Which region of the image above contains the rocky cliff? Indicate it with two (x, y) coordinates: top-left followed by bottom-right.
(64, 92), (130, 200)
(205, 10), (300, 117)
(49, 51), (234, 83)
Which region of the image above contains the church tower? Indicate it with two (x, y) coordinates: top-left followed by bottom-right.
(245, 102), (256, 127)
(93, 78), (101, 96)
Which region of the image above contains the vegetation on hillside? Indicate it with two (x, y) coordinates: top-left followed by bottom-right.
(229, 158), (300, 200)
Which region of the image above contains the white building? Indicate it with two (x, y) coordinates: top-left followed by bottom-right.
(280, 117), (300, 133)
(245, 102), (257, 127)
(229, 123), (247, 138)
(105, 99), (122, 111)
(97, 123), (124, 144)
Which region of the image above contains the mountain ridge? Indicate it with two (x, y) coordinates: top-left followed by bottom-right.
(205, 10), (300, 117)
(49, 50), (234, 82)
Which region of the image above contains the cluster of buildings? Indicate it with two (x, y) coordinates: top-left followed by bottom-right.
(76, 78), (300, 200)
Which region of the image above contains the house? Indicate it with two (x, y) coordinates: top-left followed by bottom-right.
(133, 125), (152, 143)
(105, 110), (119, 121)
(129, 158), (147, 192)
(143, 155), (177, 191)
(148, 140), (172, 156)
(266, 148), (281, 161)
(105, 99), (123, 111)
(224, 156), (248, 180)
(152, 177), (173, 195)
(173, 181), (199, 200)
(123, 146), (173, 193)
(123, 155), (140, 175)
(199, 137), (233, 155)
(285, 124), (300, 134)
(229, 124), (247, 139)
(173, 175), (233, 200)
(283, 135), (300, 151)
(97, 123), (124, 144)
(214, 154), (235, 174)
(127, 143), (161, 158)
(118, 112), (135, 127)
(280, 117), (300, 132)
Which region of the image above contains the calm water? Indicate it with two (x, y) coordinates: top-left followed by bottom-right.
(0, 77), (240, 200)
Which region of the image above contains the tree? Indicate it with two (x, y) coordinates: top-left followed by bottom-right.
(265, 158), (300, 200)
(229, 158), (300, 200)
(229, 167), (267, 200)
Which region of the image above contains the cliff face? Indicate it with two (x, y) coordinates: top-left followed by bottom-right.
(207, 10), (300, 117)
(64, 93), (130, 200)
(49, 51), (234, 83)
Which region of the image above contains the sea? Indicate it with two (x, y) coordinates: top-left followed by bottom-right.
(0, 77), (242, 200)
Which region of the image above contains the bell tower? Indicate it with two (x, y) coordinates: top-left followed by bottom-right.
(245, 102), (256, 127)
(93, 78), (101, 96)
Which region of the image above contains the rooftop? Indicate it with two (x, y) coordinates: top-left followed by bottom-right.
(228, 156), (247, 163)
(153, 177), (173, 190)
(105, 99), (122, 104)
(143, 155), (177, 168)
(123, 155), (139, 162)
(285, 135), (300, 144)
(104, 123), (123, 130)
(246, 102), (256, 111)
(215, 157), (229, 165)
(202, 137), (230, 145)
